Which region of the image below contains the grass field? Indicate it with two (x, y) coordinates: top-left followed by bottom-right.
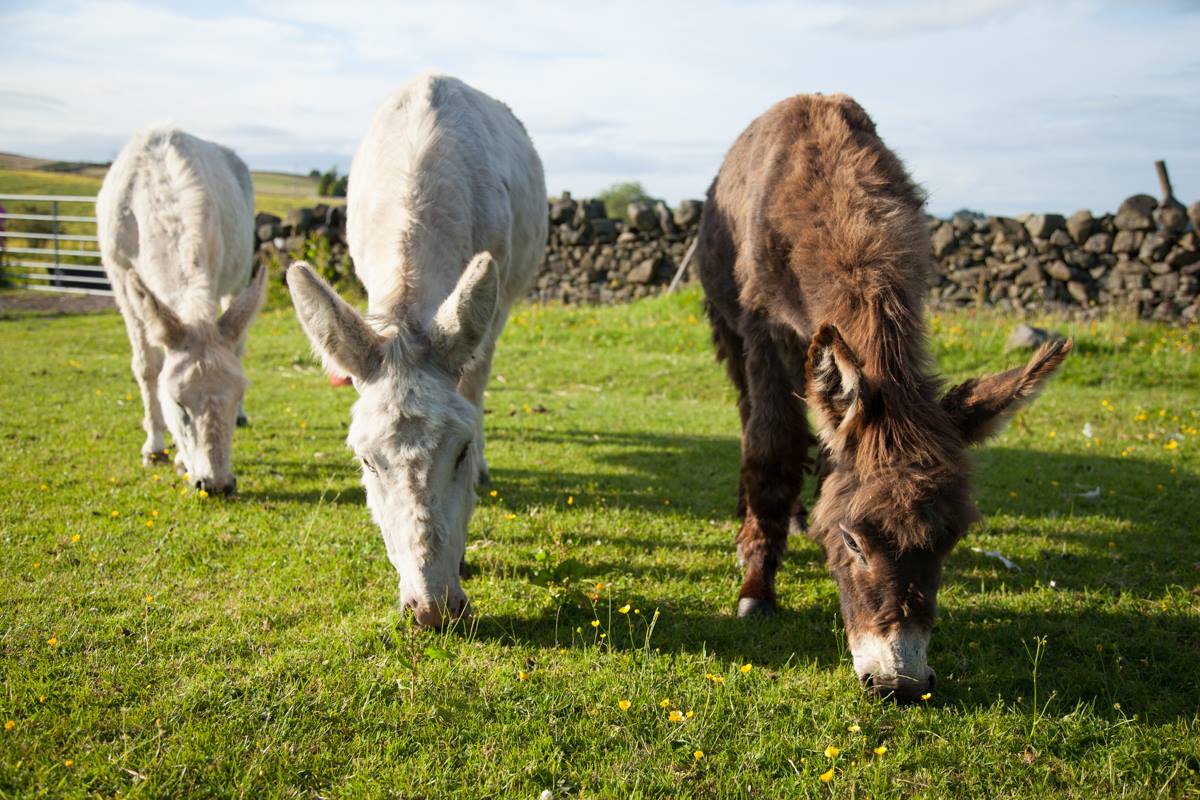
(1, 291), (1198, 798)
(0, 167), (335, 219)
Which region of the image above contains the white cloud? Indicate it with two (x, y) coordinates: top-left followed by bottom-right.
(0, 0), (1197, 213)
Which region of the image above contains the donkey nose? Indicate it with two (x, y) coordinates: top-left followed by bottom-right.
(193, 476), (237, 496)
(408, 591), (470, 628)
(863, 669), (936, 704)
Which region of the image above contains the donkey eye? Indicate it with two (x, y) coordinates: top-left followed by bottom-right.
(454, 442), (471, 470)
(176, 402), (191, 426)
(361, 457), (377, 475)
(839, 524), (865, 558)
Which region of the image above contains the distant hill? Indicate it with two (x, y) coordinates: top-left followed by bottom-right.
(0, 153), (335, 216)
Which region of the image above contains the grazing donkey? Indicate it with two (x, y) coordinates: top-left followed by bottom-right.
(98, 125), (265, 496)
(288, 74), (547, 627)
(697, 94), (1070, 701)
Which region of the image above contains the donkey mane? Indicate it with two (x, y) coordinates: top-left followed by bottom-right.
(755, 96), (963, 496)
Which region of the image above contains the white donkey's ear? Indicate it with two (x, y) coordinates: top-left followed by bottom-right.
(218, 264), (267, 344)
(431, 252), (499, 372)
(125, 270), (188, 348)
(287, 261), (385, 381)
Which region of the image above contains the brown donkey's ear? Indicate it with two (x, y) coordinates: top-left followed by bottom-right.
(805, 324), (868, 452)
(941, 337), (1073, 444)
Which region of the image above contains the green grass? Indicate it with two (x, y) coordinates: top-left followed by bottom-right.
(1, 292), (1198, 798)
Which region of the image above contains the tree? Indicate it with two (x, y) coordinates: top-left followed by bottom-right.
(596, 181), (652, 222)
(317, 167), (338, 197)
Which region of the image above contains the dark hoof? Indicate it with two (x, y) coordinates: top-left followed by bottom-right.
(142, 450), (170, 466)
(236, 414), (249, 428)
(737, 597), (777, 618)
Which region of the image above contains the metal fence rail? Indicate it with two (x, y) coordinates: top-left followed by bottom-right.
(0, 193), (110, 296)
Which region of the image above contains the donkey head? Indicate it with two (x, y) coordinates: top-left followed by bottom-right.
(287, 255), (499, 628)
(805, 324), (1070, 701)
(125, 267), (265, 495)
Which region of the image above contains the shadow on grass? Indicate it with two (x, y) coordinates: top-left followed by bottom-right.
(474, 432), (1196, 722)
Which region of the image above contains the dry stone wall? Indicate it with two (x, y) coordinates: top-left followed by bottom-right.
(254, 192), (1200, 321)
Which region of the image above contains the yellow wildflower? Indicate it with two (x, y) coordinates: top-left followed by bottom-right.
(848, 724), (861, 733)
(198, 489), (209, 499)
(110, 510), (119, 519)
(740, 663), (752, 674)
(1164, 440), (1178, 451)
(145, 595), (154, 604)
(685, 710), (694, 719)
(64, 759), (73, 767)
(518, 670), (529, 681)
(505, 513), (516, 521)
(47, 636), (58, 647)
(4, 720), (13, 731)
(146, 520), (154, 529)
(70, 534), (80, 543)
(668, 710), (684, 723)
(874, 745), (888, 756)
(618, 699), (631, 712)
(567, 495), (574, 506)
(824, 745), (839, 758)
(489, 489), (498, 497)
(659, 698), (670, 708)
(920, 692), (932, 701)
(694, 750), (704, 761)
(619, 604), (631, 614)
(591, 619), (600, 628)
(819, 767), (834, 782)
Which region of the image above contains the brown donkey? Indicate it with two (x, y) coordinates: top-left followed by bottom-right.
(696, 94), (1071, 701)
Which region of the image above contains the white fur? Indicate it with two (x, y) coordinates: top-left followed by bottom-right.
(850, 629), (933, 693)
(290, 74), (547, 626)
(97, 125), (261, 493)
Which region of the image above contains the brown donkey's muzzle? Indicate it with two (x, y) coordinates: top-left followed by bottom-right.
(861, 669), (936, 704)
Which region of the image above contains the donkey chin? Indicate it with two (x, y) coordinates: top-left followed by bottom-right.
(850, 628), (936, 703)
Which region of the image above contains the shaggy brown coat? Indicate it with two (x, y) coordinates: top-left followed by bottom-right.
(696, 93), (1070, 699)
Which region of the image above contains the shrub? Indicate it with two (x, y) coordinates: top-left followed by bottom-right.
(596, 181), (652, 222)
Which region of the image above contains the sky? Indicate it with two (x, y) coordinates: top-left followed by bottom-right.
(1, 0), (1197, 216)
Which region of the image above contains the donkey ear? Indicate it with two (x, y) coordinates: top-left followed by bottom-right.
(942, 337), (1072, 444)
(287, 261), (385, 381)
(217, 264), (267, 344)
(805, 324), (868, 449)
(430, 252), (499, 372)
(125, 270), (188, 348)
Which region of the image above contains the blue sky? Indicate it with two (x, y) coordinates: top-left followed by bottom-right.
(1, 0), (1197, 215)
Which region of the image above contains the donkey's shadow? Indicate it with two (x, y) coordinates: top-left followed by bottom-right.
(474, 429), (1198, 723)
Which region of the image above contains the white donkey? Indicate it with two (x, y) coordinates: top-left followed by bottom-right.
(98, 125), (266, 495)
(289, 74), (547, 627)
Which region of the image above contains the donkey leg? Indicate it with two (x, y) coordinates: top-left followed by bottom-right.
(234, 338), (249, 427)
(113, 275), (169, 465)
(457, 336), (497, 486)
(735, 322), (811, 617)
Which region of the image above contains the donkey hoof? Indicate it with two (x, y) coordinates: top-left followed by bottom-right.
(142, 450), (169, 466)
(236, 414), (249, 428)
(737, 597), (777, 618)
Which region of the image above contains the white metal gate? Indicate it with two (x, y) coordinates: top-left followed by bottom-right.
(0, 193), (110, 295)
